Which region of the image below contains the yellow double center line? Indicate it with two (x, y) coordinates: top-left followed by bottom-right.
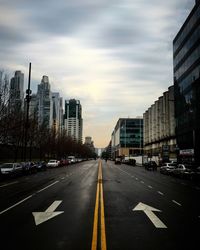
(91, 160), (107, 250)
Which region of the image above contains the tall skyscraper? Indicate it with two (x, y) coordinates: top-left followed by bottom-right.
(52, 92), (63, 132)
(9, 71), (24, 111)
(84, 136), (95, 153)
(85, 136), (92, 144)
(29, 94), (38, 119)
(37, 76), (53, 128)
(173, 0), (200, 164)
(64, 99), (83, 142)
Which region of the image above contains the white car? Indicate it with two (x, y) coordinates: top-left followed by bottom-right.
(47, 160), (59, 168)
(0, 163), (23, 176)
(160, 163), (177, 175)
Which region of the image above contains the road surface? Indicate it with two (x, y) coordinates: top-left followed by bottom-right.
(0, 160), (199, 250)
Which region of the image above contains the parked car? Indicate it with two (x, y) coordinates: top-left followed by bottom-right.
(144, 161), (157, 171)
(122, 157), (136, 166)
(0, 163), (23, 177)
(36, 161), (47, 171)
(115, 157), (121, 164)
(160, 163), (177, 175)
(59, 159), (70, 166)
(68, 156), (76, 164)
(171, 164), (195, 179)
(47, 159), (59, 168)
(21, 162), (37, 174)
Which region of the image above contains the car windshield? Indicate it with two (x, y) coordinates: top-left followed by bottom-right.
(49, 160), (56, 163)
(1, 163), (13, 168)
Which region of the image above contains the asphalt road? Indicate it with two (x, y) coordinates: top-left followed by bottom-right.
(0, 160), (200, 250)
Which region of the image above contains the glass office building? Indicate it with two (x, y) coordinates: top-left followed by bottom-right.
(173, 0), (200, 163)
(64, 99), (83, 143)
(111, 118), (143, 158)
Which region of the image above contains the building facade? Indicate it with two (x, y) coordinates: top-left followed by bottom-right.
(64, 99), (83, 143)
(37, 76), (53, 129)
(143, 86), (176, 162)
(84, 136), (95, 153)
(9, 71), (24, 111)
(52, 92), (63, 133)
(29, 94), (38, 119)
(111, 118), (143, 159)
(173, 0), (200, 164)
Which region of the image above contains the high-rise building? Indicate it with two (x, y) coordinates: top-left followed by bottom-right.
(111, 118), (143, 159)
(9, 71), (24, 111)
(85, 136), (92, 144)
(84, 136), (95, 153)
(64, 99), (83, 142)
(59, 97), (64, 133)
(173, 0), (200, 164)
(37, 76), (53, 128)
(52, 92), (63, 132)
(29, 94), (38, 119)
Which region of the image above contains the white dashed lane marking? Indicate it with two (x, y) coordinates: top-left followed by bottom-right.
(0, 181), (19, 188)
(0, 195), (33, 215)
(172, 200), (182, 206)
(157, 191), (164, 196)
(36, 181), (59, 193)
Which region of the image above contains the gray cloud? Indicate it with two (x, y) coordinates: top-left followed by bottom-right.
(0, 0), (195, 146)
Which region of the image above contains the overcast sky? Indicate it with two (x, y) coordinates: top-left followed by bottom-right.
(0, 0), (195, 147)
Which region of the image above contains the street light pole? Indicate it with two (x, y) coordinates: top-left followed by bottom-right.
(24, 63), (31, 161)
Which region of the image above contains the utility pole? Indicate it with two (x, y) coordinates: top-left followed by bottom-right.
(24, 63), (32, 161)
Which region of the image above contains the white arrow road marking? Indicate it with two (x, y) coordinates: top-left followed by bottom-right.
(133, 202), (167, 228)
(32, 200), (64, 226)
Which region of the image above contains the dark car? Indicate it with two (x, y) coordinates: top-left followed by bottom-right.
(22, 162), (37, 174)
(36, 161), (47, 171)
(171, 164), (195, 179)
(115, 157), (121, 164)
(59, 159), (70, 166)
(144, 161), (157, 171)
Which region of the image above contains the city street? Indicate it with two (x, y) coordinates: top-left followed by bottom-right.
(0, 160), (200, 250)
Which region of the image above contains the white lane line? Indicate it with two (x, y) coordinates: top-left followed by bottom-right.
(0, 181), (19, 188)
(135, 178), (138, 180)
(61, 177), (65, 180)
(157, 191), (164, 196)
(36, 181), (59, 193)
(140, 181), (144, 184)
(0, 195), (33, 215)
(181, 182), (186, 185)
(148, 185), (153, 189)
(172, 200), (182, 206)
(117, 167), (134, 178)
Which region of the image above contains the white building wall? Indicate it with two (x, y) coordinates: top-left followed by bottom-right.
(143, 86), (176, 160)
